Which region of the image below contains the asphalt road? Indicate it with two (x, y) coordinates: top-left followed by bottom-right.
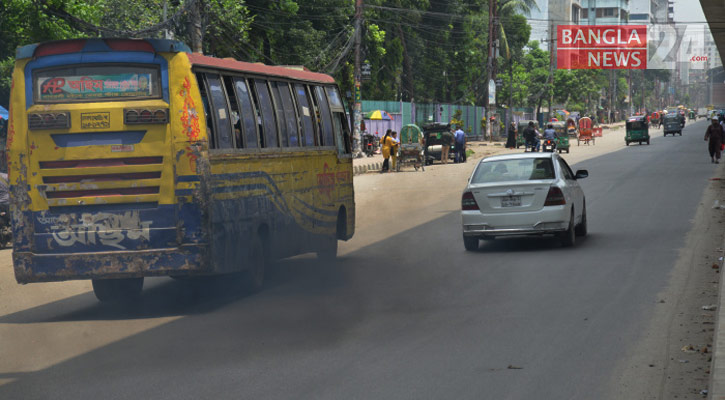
(0, 119), (718, 399)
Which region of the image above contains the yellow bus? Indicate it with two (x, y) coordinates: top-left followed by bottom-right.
(8, 38), (355, 301)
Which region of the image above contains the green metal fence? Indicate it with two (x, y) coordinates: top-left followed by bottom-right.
(362, 100), (487, 137)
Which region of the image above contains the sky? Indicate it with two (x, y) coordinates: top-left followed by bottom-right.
(674, 0), (706, 22)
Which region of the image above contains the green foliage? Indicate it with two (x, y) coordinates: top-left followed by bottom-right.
(451, 109), (465, 131)
(0, 0), (637, 118)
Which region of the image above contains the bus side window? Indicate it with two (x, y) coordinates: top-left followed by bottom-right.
(332, 112), (351, 154)
(313, 86), (335, 146)
(222, 76), (242, 148)
(253, 79), (278, 148)
(294, 84), (316, 146)
(205, 73), (234, 149)
(274, 82), (300, 147)
(269, 82), (288, 147)
(326, 86), (351, 154)
(195, 73), (216, 149)
(233, 78), (259, 149)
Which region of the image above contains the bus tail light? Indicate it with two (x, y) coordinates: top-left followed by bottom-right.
(28, 112), (70, 130)
(125, 108), (168, 124)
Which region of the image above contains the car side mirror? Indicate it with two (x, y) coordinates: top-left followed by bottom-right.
(575, 170), (589, 180)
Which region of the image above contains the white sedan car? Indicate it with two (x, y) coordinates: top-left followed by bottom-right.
(461, 152), (588, 250)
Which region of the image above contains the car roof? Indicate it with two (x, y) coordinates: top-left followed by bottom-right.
(479, 152), (558, 163)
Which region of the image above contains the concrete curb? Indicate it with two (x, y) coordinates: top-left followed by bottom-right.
(711, 244), (725, 399)
(353, 162), (381, 175)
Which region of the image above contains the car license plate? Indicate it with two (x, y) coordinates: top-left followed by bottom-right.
(501, 196), (521, 207)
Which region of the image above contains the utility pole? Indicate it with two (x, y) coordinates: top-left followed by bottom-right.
(484, 0), (496, 141)
(627, 69), (633, 115)
(190, 0), (203, 53)
(547, 21), (555, 123)
(352, 0), (363, 157)
(163, 0), (170, 39)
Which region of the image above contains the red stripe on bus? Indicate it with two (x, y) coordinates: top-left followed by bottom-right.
(187, 53), (336, 84)
(35, 40), (87, 57)
(105, 39), (155, 53)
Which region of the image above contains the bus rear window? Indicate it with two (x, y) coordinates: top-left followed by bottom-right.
(34, 65), (161, 103)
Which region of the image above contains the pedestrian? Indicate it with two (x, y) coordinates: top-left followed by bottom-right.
(705, 118), (724, 164)
(441, 128), (454, 164)
(390, 131), (400, 171)
(380, 129), (393, 172)
(506, 121), (517, 149)
(523, 121), (540, 152)
(454, 125), (466, 163)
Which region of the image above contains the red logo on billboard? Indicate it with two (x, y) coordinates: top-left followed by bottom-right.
(557, 25), (647, 69)
(41, 78), (66, 94)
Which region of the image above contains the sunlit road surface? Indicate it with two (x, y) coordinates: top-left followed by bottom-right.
(0, 120), (717, 399)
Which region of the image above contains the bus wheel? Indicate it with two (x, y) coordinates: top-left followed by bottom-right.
(243, 235), (267, 293)
(318, 209), (344, 261)
(317, 236), (338, 261)
(92, 278), (143, 303)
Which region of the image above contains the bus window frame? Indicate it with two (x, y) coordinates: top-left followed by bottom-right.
(294, 83), (319, 147)
(269, 81), (289, 147)
(222, 75), (245, 149)
(326, 86), (352, 156)
(312, 85), (335, 147)
(306, 85), (324, 146)
(230, 76), (260, 149)
(252, 79), (282, 148)
(32, 63), (163, 105)
(272, 81), (302, 148)
(200, 72), (236, 149)
(190, 67), (347, 154)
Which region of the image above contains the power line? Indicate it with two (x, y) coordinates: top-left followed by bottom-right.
(35, 0), (198, 36)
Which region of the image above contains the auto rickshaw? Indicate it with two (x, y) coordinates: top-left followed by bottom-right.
(551, 121), (570, 153)
(422, 123), (453, 165)
(398, 124), (425, 171)
(625, 115), (650, 145)
(516, 120), (538, 149)
(689, 110), (696, 121)
(577, 117), (595, 145)
(663, 113), (682, 136)
(566, 118), (577, 138)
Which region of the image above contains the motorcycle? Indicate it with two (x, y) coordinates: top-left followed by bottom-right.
(542, 138), (556, 152)
(362, 134), (377, 157)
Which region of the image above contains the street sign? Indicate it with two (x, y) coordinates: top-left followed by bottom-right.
(495, 78), (503, 87)
(488, 79), (496, 105)
(361, 63), (372, 81)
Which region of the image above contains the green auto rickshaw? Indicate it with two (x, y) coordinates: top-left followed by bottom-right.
(551, 121), (570, 153)
(662, 113), (682, 136)
(625, 115), (650, 145)
(516, 120), (538, 149)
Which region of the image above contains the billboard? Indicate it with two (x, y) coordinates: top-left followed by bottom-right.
(557, 25), (647, 69)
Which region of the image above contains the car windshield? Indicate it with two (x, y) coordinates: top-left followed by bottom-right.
(472, 158), (555, 183)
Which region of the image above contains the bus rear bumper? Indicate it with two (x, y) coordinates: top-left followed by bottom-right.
(13, 244), (209, 283)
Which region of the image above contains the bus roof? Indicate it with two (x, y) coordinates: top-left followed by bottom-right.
(187, 53), (336, 84)
(16, 38), (191, 59)
(15, 38), (335, 84)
